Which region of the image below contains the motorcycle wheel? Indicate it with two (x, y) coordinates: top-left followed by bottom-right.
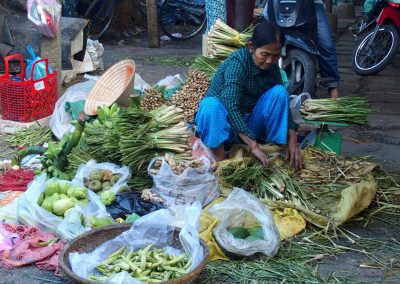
(352, 25), (399, 76)
(283, 49), (316, 97)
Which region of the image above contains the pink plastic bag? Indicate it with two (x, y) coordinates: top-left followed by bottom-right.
(27, 0), (62, 38)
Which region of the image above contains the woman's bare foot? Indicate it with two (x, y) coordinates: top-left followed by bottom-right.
(329, 87), (339, 99)
(211, 144), (226, 161)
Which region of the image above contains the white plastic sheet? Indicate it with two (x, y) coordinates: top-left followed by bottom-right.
(210, 188), (281, 257)
(69, 202), (204, 283)
(49, 80), (95, 140)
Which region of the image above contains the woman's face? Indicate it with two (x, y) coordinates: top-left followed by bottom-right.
(250, 41), (282, 70)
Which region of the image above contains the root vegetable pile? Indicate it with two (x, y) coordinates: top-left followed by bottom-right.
(171, 70), (210, 122)
(140, 88), (167, 112)
(149, 154), (204, 175)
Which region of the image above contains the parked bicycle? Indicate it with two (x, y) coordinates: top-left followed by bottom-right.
(81, 0), (206, 40)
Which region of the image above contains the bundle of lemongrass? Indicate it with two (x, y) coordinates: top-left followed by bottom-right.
(207, 19), (254, 59)
(191, 56), (223, 77)
(118, 105), (192, 172)
(301, 96), (371, 125)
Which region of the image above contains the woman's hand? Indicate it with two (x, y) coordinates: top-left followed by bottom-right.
(251, 142), (269, 167)
(238, 133), (269, 167)
(286, 129), (303, 170)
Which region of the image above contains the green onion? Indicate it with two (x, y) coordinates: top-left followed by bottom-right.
(301, 97), (372, 125)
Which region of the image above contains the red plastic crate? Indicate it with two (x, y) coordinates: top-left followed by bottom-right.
(0, 54), (57, 122)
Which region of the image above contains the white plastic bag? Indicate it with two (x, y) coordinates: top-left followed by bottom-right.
(0, 199), (19, 223)
(17, 174), (110, 241)
(69, 202), (204, 283)
(210, 188), (280, 257)
(72, 160), (131, 194)
(191, 138), (216, 163)
(149, 157), (219, 207)
(289, 93), (311, 125)
(49, 80), (95, 140)
(27, 0), (61, 38)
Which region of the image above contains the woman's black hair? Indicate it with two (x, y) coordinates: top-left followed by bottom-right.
(250, 21), (285, 48)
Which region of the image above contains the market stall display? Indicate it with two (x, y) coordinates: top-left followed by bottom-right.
(0, 14), (398, 282)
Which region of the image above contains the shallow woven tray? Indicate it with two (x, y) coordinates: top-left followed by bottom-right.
(84, 59), (135, 115)
(59, 224), (209, 284)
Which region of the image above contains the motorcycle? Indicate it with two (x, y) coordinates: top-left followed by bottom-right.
(352, 0), (400, 76)
(263, 0), (321, 97)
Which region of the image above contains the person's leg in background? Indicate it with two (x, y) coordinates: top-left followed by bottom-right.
(315, 3), (340, 98)
(226, 0), (256, 30)
(205, 0), (227, 32)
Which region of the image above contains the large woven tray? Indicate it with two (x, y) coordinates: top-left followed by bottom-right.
(84, 59), (135, 115)
(59, 224), (209, 284)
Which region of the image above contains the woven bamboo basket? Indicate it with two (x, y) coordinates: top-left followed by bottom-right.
(84, 59), (135, 115)
(59, 224), (210, 284)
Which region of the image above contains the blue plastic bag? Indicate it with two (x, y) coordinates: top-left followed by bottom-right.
(25, 45), (54, 80)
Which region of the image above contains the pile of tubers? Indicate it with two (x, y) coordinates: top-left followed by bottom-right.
(149, 154), (204, 175)
(140, 88), (166, 112)
(171, 70), (210, 122)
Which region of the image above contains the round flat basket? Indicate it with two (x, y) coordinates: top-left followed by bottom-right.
(59, 224), (210, 284)
(84, 59), (135, 115)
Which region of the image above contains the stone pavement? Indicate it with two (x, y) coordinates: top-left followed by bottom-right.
(332, 7), (400, 171)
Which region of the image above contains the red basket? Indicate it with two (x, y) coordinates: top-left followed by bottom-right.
(0, 54), (57, 122)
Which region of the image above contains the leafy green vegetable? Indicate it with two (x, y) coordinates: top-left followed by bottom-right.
(228, 227), (250, 239)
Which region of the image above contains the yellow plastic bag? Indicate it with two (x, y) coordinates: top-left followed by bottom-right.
(199, 197), (229, 261)
(273, 208), (306, 240)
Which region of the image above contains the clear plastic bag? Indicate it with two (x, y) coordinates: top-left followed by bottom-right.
(27, 0), (62, 38)
(17, 174), (110, 241)
(49, 79), (95, 140)
(72, 160), (131, 194)
(148, 157), (219, 207)
(191, 137), (216, 163)
(69, 202), (204, 283)
(209, 188), (280, 257)
(289, 93), (311, 125)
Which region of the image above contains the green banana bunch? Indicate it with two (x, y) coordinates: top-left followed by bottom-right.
(38, 137), (71, 180)
(97, 104), (120, 124)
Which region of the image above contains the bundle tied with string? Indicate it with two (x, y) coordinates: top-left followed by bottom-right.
(118, 106), (193, 189)
(207, 19), (254, 59)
